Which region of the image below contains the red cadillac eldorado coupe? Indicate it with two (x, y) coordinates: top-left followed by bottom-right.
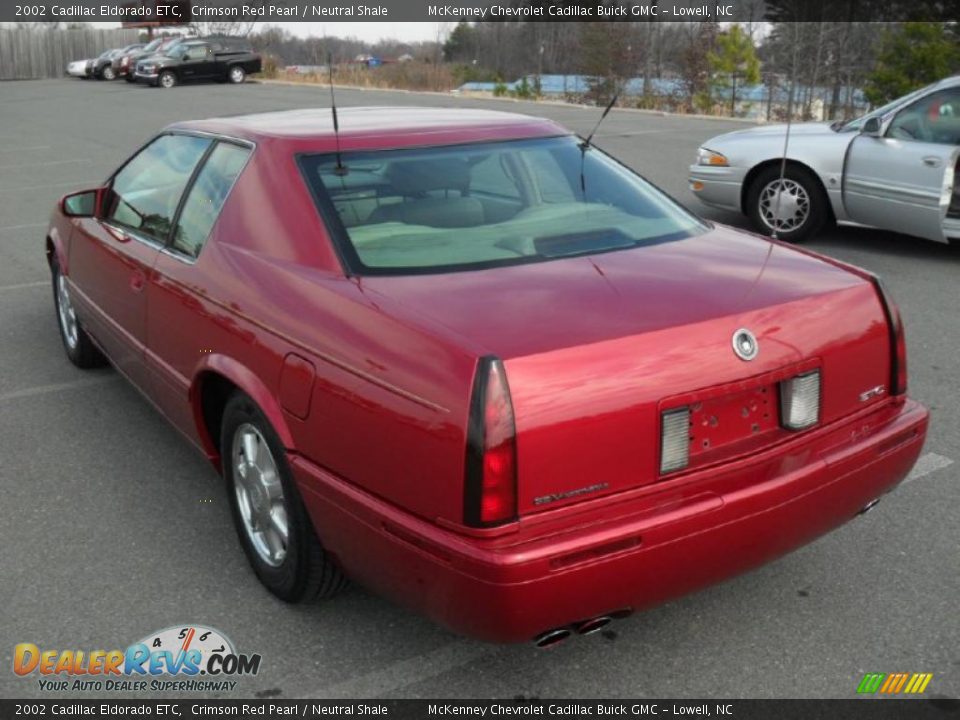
(46, 108), (928, 645)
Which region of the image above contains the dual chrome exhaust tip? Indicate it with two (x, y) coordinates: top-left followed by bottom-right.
(533, 611), (628, 648)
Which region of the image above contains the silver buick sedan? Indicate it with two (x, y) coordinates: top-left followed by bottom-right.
(689, 77), (960, 243)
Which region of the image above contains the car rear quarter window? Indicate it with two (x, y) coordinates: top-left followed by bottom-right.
(105, 134), (212, 244)
(300, 135), (705, 275)
(171, 142), (251, 258)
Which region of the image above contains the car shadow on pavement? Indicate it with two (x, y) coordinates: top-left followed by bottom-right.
(813, 225), (960, 264)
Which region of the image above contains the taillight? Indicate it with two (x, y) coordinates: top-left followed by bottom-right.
(464, 356), (518, 527)
(871, 276), (908, 395)
(779, 370), (821, 430)
(660, 407), (690, 474)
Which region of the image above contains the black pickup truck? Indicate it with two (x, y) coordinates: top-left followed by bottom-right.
(134, 38), (261, 88)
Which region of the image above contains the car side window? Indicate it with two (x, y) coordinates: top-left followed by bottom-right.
(171, 142), (251, 258)
(887, 88), (960, 145)
(105, 134), (212, 244)
(186, 46), (209, 60)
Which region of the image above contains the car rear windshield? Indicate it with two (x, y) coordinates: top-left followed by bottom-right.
(300, 136), (706, 275)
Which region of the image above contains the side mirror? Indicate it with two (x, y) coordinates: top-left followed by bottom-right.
(61, 189), (101, 218)
(861, 116), (882, 137)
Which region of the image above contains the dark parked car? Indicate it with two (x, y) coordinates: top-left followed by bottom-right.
(120, 37), (184, 82)
(93, 45), (143, 80)
(134, 39), (261, 88)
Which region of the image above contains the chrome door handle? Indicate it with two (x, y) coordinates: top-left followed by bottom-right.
(923, 156), (943, 168)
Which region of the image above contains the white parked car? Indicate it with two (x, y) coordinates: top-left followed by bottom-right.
(67, 59), (92, 78)
(689, 77), (960, 243)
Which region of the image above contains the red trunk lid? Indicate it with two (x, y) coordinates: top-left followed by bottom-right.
(364, 226), (892, 514)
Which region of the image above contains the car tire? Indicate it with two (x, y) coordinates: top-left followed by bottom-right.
(228, 66), (246, 84)
(102, 66), (116, 81)
(221, 392), (347, 603)
(158, 70), (177, 89)
(52, 259), (106, 369)
(746, 164), (830, 243)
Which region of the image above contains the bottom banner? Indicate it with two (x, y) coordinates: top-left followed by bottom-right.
(1, 699), (958, 720)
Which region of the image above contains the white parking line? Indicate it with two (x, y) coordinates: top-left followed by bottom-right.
(0, 181), (86, 194)
(596, 129), (676, 138)
(0, 281), (47, 292)
(0, 377), (116, 404)
(0, 146), (50, 153)
(305, 641), (495, 699)
(0, 222), (47, 233)
(904, 452), (954, 483)
(0, 159), (90, 170)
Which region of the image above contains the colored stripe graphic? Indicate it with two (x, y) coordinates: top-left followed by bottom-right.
(857, 673), (886, 694)
(905, 674), (934, 694)
(858, 672), (932, 694)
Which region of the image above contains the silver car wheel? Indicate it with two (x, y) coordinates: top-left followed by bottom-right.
(56, 273), (79, 350)
(229, 67), (245, 83)
(758, 178), (810, 233)
(232, 423), (289, 568)
(103, 66), (115, 80)
(160, 72), (175, 88)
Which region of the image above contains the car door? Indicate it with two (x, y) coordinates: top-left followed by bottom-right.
(843, 87), (960, 243)
(147, 140), (254, 441)
(68, 133), (213, 391)
(179, 44), (212, 80)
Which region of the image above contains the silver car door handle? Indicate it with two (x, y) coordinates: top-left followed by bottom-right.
(922, 156), (943, 168)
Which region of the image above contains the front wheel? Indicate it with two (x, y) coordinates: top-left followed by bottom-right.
(102, 66), (116, 81)
(745, 165), (830, 243)
(227, 66), (246, 84)
(52, 260), (105, 368)
(158, 70), (177, 89)
(221, 393), (347, 602)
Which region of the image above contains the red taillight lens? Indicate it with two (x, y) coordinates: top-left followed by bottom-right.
(871, 276), (907, 396)
(464, 357), (518, 527)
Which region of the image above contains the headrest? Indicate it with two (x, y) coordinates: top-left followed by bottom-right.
(385, 158), (470, 195)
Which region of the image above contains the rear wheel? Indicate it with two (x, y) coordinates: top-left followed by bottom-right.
(158, 70), (177, 89)
(52, 260), (105, 368)
(221, 393), (347, 602)
(227, 66), (246, 84)
(746, 164), (830, 243)
(102, 66), (116, 81)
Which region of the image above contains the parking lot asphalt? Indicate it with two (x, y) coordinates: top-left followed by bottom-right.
(0, 78), (957, 700)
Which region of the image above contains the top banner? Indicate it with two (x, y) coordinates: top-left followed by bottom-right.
(5, 0), (960, 23)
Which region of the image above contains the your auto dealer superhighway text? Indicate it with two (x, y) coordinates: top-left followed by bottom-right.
(428, 705), (730, 717)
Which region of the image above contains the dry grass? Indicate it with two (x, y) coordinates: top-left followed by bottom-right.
(270, 62), (459, 93)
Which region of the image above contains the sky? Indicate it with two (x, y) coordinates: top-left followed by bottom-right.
(82, 21), (447, 43)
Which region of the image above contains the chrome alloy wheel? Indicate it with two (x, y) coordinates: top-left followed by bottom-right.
(229, 67), (244, 83)
(56, 273), (79, 350)
(160, 72), (175, 88)
(758, 178), (810, 233)
(232, 423), (289, 567)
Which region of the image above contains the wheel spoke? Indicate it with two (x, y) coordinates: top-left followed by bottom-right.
(269, 505), (288, 539)
(263, 522), (285, 560)
(241, 430), (259, 466)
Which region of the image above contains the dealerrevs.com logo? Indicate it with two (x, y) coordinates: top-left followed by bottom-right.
(14, 625), (261, 693)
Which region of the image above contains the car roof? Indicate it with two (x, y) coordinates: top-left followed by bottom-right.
(169, 107), (568, 143)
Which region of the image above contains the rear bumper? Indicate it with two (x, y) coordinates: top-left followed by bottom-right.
(688, 164), (746, 212)
(293, 397), (928, 643)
